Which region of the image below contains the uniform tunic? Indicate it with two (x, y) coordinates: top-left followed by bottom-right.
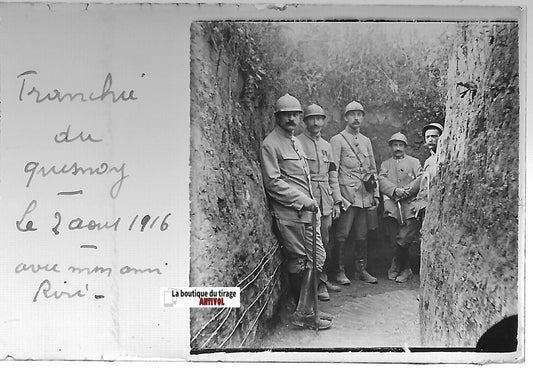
(261, 125), (315, 223)
(330, 129), (378, 251)
(378, 154), (422, 247)
(378, 155), (423, 221)
(330, 129), (379, 209)
(296, 131), (341, 216)
(415, 152), (438, 211)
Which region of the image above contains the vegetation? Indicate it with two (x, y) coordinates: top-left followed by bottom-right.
(203, 21), (454, 162)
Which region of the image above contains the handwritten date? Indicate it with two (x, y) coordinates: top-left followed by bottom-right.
(17, 200), (171, 234)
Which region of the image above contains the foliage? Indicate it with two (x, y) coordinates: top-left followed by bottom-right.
(201, 21), (454, 163)
(275, 23), (454, 161)
(278, 23), (451, 118)
(203, 21), (286, 111)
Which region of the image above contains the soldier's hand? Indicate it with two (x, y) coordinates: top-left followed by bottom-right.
(302, 200), (319, 213)
(332, 203), (341, 220)
(341, 197), (351, 212)
(373, 197), (380, 208)
(415, 206), (426, 221)
(394, 188), (408, 199)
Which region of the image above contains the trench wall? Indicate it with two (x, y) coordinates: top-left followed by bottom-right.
(189, 22), (283, 349)
(419, 23), (519, 347)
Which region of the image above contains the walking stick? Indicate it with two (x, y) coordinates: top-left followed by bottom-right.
(312, 208), (319, 333)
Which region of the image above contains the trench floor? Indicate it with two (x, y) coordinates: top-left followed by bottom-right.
(257, 273), (421, 349)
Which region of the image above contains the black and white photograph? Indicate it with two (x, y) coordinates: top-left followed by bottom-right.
(0, 0), (527, 365)
(189, 14), (522, 359)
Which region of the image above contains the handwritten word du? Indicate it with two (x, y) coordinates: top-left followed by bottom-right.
(55, 124), (102, 144)
(17, 70), (138, 104)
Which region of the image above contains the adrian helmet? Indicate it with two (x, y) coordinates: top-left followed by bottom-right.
(388, 132), (408, 146)
(344, 101), (365, 116)
(275, 94), (303, 114)
(303, 104), (326, 119)
(422, 122), (444, 136)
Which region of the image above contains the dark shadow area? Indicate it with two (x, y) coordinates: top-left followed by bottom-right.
(476, 315), (518, 352)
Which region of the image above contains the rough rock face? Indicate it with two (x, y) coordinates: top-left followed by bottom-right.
(419, 23), (519, 346)
(189, 23), (283, 349)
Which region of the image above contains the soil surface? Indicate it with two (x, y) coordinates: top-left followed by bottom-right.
(256, 273), (421, 349)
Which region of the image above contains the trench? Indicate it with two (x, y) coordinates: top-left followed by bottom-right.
(190, 21), (519, 352)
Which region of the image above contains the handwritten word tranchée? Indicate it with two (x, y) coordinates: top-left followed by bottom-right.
(17, 70), (138, 103)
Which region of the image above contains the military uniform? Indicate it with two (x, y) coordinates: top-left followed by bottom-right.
(379, 152), (422, 282)
(379, 154), (423, 246)
(414, 152), (437, 214)
(414, 122), (443, 216)
(297, 131), (341, 286)
(261, 125), (326, 274)
(330, 129), (379, 280)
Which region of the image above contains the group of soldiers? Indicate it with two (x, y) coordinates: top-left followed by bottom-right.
(260, 93), (443, 330)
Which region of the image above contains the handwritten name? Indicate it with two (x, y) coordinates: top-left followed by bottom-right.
(24, 161), (128, 199)
(18, 70), (138, 103)
(33, 279), (87, 302)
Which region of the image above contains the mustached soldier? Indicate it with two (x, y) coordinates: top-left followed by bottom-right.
(261, 94), (332, 330)
(297, 104), (342, 301)
(378, 133), (422, 283)
(330, 101), (380, 285)
(413, 122), (444, 219)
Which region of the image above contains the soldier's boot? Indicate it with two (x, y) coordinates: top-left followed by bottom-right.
(291, 269), (332, 330)
(290, 274), (332, 317)
(355, 239), (377, 284)
(334, 242), (351, 285)
(325, 280), (342, 293)
(395, 247), (413, 283)
(289, 273), (333, 321)
(320, 267), (341, 293)
(387, 245), (401, 281)
(317, 281), (330, 301)
(334, 271), (350, 285)
(288, 272), (303, 305)
(355, 259), (378, 284)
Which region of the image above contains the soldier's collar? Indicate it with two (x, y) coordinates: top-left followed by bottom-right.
(344, 128), (359, 138)
(304, 130), (321, 141)
(274, 124), (294, 138)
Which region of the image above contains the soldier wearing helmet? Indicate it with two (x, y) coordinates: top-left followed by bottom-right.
(260, 94), (332, 330)
(378, 132), (423, 283)
(330, 101), (380, 285)
(413, 122), (444, 218)
(297, 104), (343, 301)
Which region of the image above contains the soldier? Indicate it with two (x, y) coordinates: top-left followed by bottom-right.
(297, 104), (342, 301)
(378, 133), (422, 283)
(330, 101), (380, 285)
(260, 94), (332, 330)
(413, 122), (444, 219)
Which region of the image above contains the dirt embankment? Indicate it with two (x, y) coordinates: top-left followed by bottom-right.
(419, 23), (519, 346)
(190, 22), (283, 349)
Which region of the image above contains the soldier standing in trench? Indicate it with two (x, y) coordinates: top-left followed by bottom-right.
(412, 122), (444, 220)
(378, 133), (422, 283)
(330, 101), (380, 285)
(260, 94), (332, 330)
(297, 104), (342, 301)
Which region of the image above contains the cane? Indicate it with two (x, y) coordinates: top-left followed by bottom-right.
(312, 208), (319, 333)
